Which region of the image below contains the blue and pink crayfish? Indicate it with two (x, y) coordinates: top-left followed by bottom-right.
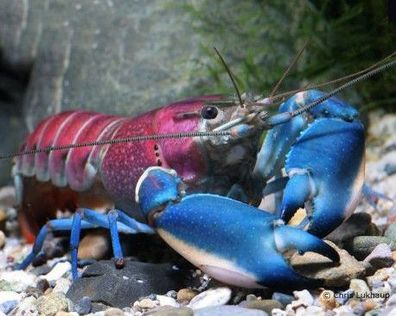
(13, 88), (368, 289)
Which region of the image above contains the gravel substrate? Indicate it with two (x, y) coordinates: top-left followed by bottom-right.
(0, 111), (395, 316)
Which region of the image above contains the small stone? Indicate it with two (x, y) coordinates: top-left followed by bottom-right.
(348, 236), (396, 260)
(135, 298), (158, 310)
(367, 268), (394, 287)
(53, 278), (71, 294)
(0, 231), (5, 249)
(44, 262), (71, 283)
(148, 306), (193, 316)
(0, 280), (12, 291)
(244, 299), (283, 314)
(385, 223), (396, 241)
(271, 292), (293, 306)
(319, 290), (337, 310)
(0, 270), (36, 292)
(187, 287), (231, 310)
(31, 264), (52, 276)
(104, 307), (124, 316)
(78, 231), (109, 260)
(0, 291), (22, 314)
(156, 295), (179, 307)
(0, 187), (16, 208)
(291, 241), (366, 287)
(335, 289), (354, 305)
(35, 292), (69, 316)
(271, 308), (286, 316)
(194, 305), (266, 316)
(177, 288), (197, 303)
(291, 290), (314, 308)
(37, 278), (50, 293)
(350, 279), (370, 297)
(14, 296), (38, 315)
(304, 305), (325, 315)
(55, 312), (79, 316)
(74, 296), (91, 315)
(364, 243), (395, 270)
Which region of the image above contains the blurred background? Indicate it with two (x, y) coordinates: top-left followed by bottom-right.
(0, 0), (395, 185)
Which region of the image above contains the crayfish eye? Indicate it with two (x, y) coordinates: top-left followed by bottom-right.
(201, 106), (219, 119)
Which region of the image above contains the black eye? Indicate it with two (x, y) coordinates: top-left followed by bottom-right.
(201, 106), (218, 119)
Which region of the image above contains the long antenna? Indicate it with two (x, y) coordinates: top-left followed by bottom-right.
(269, 40), (308, 98)
(213, 47), (244, 106)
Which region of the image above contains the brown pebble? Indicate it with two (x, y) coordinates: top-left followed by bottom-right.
(104, 308), (124, 316)
(78, 230), (109, 259)
(245, 299), (283, 313)
(177, 288), (198, 303)
(0, 208), (6, 232)
(319, 290), (337, 310)
(0, 230), (5, 249)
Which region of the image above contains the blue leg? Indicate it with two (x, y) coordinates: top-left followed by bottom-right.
(17, 218), (95, 270)
(70, 211), (83, 279)
(108, 210), (124, 268)
(279, 172), (313, 221)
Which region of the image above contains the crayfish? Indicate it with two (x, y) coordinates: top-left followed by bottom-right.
(4, 54), (395, 289)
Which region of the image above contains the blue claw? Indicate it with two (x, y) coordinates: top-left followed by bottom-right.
(136, 167), (339, 289)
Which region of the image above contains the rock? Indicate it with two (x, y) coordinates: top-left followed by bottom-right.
(347, 236), (396, 260)
(73, 296), (91, 315)
(177, 288), (197, 303)
(0, 231), (5, 250)
(0, 291), (22, 314)
(104, 307), (124, 316)
(385, 223), (396, 241)
(327, 213), (373, 244)
(271, 292), (293, 306)
(244, 299), (283, 314)
(35, 292), (69, 316)
(0, 209), (6, 233)
(0, 270), (36, 292)
(53, 278), (72, 294)
(291, 241), (366, 287)
(350, 279), (370, 297)
(44, 262), (71, 283)
(364, 243), (395, 269)
(367, 268), (394, 288)
(31, 265), (52, 276)
(304, 305), (325, 315)
(66, 260), (189, 308)
(55, 312), (79, 316)
(148, 306), (193, 316)
(156, 295), (179, 307)
(0, 187), (16, 208)
(14, 296), (38, 316)
(194, 305), (267, 316)
(78, 231), (109, 260)
(290, 290), (314, 309)
(36, 278), (50, 293)
(271, 309), (286, 316)
(133, 298), (159, 311)
(319, 290), (337, 310)
(187, 287), (231, 310)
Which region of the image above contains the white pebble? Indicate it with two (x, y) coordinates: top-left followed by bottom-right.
(156, 295), (179, 307)
(53, 278), (72, 294)
(292, 289), (314, 307)
(0, 291), (22, 304)
(0, 271), (36, 292)
(188, 287), (231, 310)
(43, 261), (71, 282)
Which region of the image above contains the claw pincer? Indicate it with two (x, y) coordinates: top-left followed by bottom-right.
(136, 167), (339, 289)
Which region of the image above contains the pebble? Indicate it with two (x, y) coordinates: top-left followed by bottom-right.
(177, 288), (197, 303)
(335, 289), (354, 305)
(243, 299), (283, 313)
(385, 222), (396, 241)
(0, 231), (5, 249)
(290, 241), (366, 287)
(304, 305), (325, 316)
(73, 296), (92, 314)
(77, 231), (109, 260)
(156, 295), (179, 307)
(37, 278), (50, 293)
(35, 292), (69, 316)
(53, 278), (71, 294)
(350, 279), (370, 297)
(0, 270), (36, 292)
(0, 291), (22, 314)
(319, 290), (337, 310)
(187, 287), (231, 310)
(291, 290), (314, 308)
(364, 243), (395, 270)
(14, 296), (38, 316)
(194, 305), (266, 316)
(271, 292), (293, 306)
(44, 262), (71, 283)
(327, 212), (372, 244)
(367, 268), (394, 287)
(134, 298), (158, 310)
(103, 307), (124, 316)
(148, 306), (193, 316)
(347, 236), (396, 260)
